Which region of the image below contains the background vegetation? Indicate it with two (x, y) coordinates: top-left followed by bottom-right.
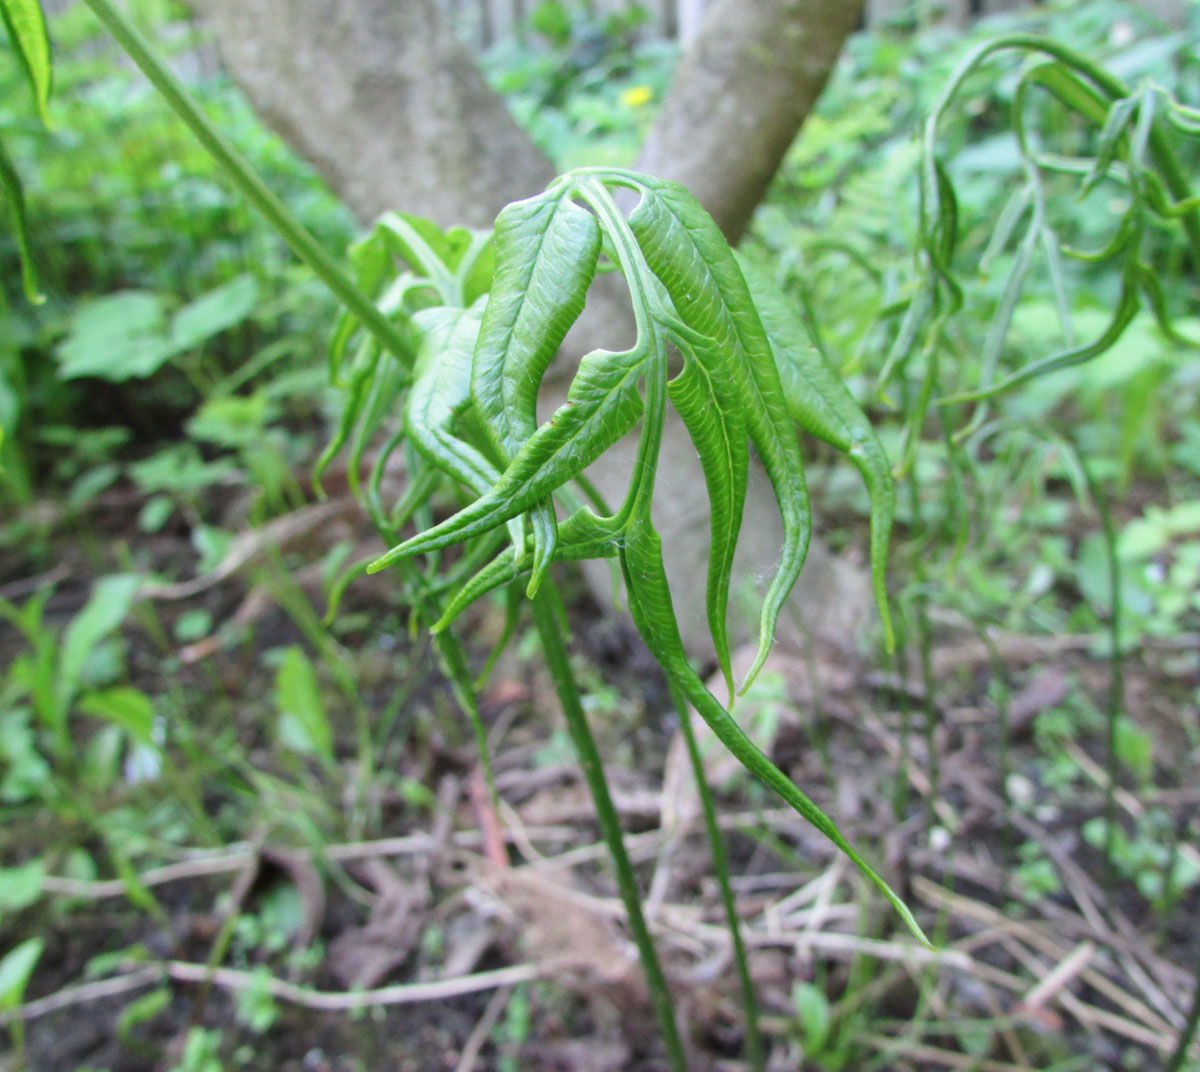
(1, 1), (1198, 1070)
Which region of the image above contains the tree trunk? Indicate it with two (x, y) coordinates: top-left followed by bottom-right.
(184, 0), (555, 227)
(636, 0), (865, 242)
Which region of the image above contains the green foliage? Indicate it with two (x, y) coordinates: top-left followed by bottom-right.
(0, 936), (42, 1008)
(0, 0), (51, 124)
(0, 0), (353, 505)
(273, 645), (334, 765)
(482, 1), (673, 168)
(0, 574), (149, 767)
(1083, 811), (1200, 906)
(0, 0), (50, 302)
(2, 0), (1198, 1067)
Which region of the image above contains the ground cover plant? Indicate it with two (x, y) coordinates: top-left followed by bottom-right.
(0, 1), (1199, 1070)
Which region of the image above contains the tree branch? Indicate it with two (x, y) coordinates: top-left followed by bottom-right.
(636, 0), (866, 243)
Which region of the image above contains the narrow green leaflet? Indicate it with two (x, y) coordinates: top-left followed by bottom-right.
(0, 137), (41, 302)
(737, 255), (896, 650)
(0, 936), (42, 1009)
(629, 179), (811, 693)
(0, 0), (52, 124)
(662, 334), (748, 697)
(943, 271), (1142, 402)
(57, 574), (141, 723)
(404, 300), (495, 495)
(619, 515), (928, 947)
(430, 506), (624, 632)
(77, 686), (156, 746)
(471, 190), (602, 590)
(370, 339), (647, 571)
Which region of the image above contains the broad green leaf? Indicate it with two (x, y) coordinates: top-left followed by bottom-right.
(170, 273), (259, 352)
(0, 137), (41, 302)
(0, 0), (52, 124)
(471, 191), (600, 457)
(274, 646), (334, 763)
(0, 858), (43, 912)
(629, 179), (811, 692)
(57, 574), (140, 721)
(0, 936), (42, 1009)
(738, 255), (895, 650)
(77, 687), (156, 746)
(55, 291), (174, 381)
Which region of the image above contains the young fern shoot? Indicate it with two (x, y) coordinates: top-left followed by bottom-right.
(359, 168), (919, 941)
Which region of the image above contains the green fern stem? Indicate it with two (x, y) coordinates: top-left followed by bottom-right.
(672, 684), (765, 1072)
(530, 585), (687, 1072)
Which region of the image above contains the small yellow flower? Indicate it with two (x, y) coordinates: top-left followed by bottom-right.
(620, 85), (654, 108)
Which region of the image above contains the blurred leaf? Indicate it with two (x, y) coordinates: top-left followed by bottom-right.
(0, 936), (42, 1009)
(77, 687), (155, 746)
(129, 444), (238, 495)
(54, 291), (174, 381)
(0, 137), (42, 302)
(67, 462), (120, 510)
(57, 575), (140, 719)
(529, 0), (571, 46)
(187, 393), (270, 448)
(173, 608), (212, 643)
(792, 981), (832, 1056)
(116, 986), (170, 1045)
(1114, 716), (1153, 785)
(274, 646), (334, 762)
(192, 525), (233, 573)
(0, 858), (43, 912)
(137, 495), (174, 533)
(170, 273), (258, 352)
(0, 0), (52, 124)
(0, 709), (52, 803)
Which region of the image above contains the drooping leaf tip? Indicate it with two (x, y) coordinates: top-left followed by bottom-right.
(735, 641), (772, 700)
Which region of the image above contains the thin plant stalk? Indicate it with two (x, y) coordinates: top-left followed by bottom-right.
(1081, 453), (1124, 889)
(890, 628), (912, 823)
(670, 682), (764, 1072)
(903, 440), (941, 827)
(530, 585), (687, 1072)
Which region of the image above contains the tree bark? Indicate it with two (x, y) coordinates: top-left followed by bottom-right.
(635, 0), (865, 243)
(184, 0), (556, 227)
